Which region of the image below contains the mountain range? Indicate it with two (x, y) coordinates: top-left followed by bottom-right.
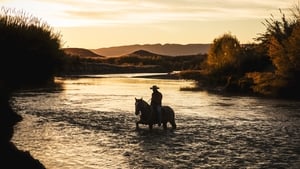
(63, 48), (104, 58)
(90, 43), (210, 57)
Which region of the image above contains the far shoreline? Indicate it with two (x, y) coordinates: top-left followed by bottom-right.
(55, 72), (300, 101)
(56, 72), (182, 79)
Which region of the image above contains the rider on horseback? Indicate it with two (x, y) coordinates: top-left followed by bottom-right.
(150, 85), (162, 126)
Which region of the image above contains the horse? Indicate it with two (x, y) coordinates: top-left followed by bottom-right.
(135, 98), (176, 130)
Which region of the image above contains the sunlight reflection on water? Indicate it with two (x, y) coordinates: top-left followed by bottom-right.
(11, 74), (300, 169)
(55, 76), (199, 114)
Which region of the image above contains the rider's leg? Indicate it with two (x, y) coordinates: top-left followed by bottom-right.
(157, 106), (162, 126)
(150, 106), (154, 124)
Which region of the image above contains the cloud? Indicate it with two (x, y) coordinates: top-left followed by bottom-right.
(1, 0), (296, 27)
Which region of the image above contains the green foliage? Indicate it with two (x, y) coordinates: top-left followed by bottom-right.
(0, 7), (64, 88)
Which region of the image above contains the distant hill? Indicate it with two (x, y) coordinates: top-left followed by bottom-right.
(63, 48), (104, 58)
(131, 49), (159, 56)
(59, 47), (207, 75)
(126, 49), (170, 58)
(91, 43), (210, 57)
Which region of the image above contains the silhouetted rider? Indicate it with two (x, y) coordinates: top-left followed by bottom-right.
(150, 85), (162, 126)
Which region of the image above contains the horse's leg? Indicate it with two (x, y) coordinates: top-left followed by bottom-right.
(148, 124), (153, 130)
(168, 111), (176, 129)
(163, 122), (167, 130)
(170, 119), (176, 129)
(136, 121), (140, 130)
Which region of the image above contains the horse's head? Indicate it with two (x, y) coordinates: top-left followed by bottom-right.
(135, 97), (144, 115)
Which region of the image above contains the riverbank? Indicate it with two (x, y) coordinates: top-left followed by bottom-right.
(0, 94), (45, 168)
(57, 71), (300, 101)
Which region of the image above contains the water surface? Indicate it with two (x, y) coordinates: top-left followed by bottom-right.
(11, 74), (300, 168)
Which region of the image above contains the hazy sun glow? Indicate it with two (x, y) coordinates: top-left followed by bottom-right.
(1, 0), (297, 48)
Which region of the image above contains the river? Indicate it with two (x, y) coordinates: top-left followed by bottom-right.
(11, 73), (300, 169)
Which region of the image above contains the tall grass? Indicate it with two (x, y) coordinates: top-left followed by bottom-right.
(0, 7), (64, 88)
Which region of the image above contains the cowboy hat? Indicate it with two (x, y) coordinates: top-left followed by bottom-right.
(150, 85), (159, 89)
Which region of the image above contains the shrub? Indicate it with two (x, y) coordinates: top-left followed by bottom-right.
(0, 7), (64, 88)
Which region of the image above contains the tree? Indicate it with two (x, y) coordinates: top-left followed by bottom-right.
(248, 4), (300, 98)
(206, 33), (241, 76)
(286, 22), (300, 76)
(257, 6), (300, 78)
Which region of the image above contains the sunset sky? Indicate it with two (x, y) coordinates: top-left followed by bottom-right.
(1, 0), (297, 49)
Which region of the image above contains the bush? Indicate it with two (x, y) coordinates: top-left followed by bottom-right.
(0, 7), (64, 88)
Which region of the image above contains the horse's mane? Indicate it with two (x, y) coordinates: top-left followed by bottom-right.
(141, 99), (149, 106)
(137, 98), (149, 109)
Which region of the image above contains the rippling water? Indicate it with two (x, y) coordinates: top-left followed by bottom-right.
(11, 74), (300, 169)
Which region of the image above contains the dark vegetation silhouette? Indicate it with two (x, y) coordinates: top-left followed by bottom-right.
(0, 8), (64, 88)
(247, 5), (300, 98)
(180, 4), (300, 99)
(104, 50), (205, 71)
(60, 48), (206, 75)
(0, 7), (63, 168)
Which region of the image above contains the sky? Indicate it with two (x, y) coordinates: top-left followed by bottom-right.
(0, 0), (298, 49)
